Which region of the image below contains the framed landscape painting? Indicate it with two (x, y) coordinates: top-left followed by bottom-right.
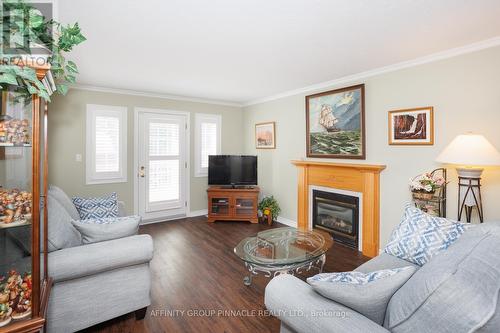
(255, 122), (276, 149)
(306, 84), (365, 159)
(388, 107), (434, 145)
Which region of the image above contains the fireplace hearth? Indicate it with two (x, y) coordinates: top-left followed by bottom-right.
(312, 190), (359, 249)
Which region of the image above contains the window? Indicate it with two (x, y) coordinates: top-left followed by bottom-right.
(86, 104), (127, 184)
(194, 113), (221, 177)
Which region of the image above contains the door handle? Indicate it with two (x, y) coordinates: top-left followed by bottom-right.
(138, 166), (145, 178)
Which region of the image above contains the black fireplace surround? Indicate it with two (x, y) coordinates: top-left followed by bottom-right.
(312, 189), (359, 249)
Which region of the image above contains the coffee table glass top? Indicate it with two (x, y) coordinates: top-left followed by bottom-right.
(234, 227), (333, 266)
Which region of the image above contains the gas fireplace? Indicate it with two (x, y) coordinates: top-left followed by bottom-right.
(312, 190), (359, 249)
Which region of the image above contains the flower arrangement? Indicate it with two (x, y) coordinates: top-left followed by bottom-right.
(258, 196), (281, 221)
(409, 172), (446, 200)
(409, 172), (446, 193)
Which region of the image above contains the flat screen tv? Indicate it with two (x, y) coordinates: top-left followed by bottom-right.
(208, 155), (257, 186)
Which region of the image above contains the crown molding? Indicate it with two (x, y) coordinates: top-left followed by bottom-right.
(243, 36), (500, 107)
(70, 36), (500, 108)
(70, 84), (242, 107)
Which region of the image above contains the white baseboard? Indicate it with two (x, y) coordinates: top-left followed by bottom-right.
(187, 209), (208, 217)
(140, 214), (186, 225)
(276, 216), (297, 228)
(140, 209), (207, 225)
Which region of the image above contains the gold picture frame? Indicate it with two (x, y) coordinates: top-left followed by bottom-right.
(388, 107), (434, 145)
(255, 122), (276, 149)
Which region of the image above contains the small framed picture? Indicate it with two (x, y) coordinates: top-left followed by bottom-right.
(388, 107), (434, 145)
(255, 122), (276, 149)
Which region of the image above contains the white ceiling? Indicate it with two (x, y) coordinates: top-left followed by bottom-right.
(58, 0), (500, 105)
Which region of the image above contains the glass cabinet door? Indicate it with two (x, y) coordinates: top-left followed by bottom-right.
(38, 97), (48, 302)
(234, 197), (255, 217)
(0, 91), (36, 328)
(210, 197), (230, 216)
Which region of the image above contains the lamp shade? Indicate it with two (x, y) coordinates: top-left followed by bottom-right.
(436, 134), (500, 167)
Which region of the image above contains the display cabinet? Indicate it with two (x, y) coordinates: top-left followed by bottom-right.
(0, 63), (51, 332)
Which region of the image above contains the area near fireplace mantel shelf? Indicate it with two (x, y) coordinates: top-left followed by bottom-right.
(291, 160), (386, 258)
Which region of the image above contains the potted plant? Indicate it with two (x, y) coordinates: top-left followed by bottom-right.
(0, 0), (86, 100)
(258, 196), (281, 222)
(409, 172), (446, 200)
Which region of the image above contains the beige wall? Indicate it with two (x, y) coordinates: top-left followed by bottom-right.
(243, 46), (500, 247)
(47, 46), (500, 245)
(48, 89), (244, 214)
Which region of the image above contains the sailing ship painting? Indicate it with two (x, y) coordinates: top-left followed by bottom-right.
(306, 84), (365, 158)
(319, 104), (340, 132)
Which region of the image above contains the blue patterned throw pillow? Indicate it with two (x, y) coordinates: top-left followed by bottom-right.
(384, 205), (471, 266)
(307, 266), (417, 324)
(72, 192), (119, 220)
(78, 215), (138, 225)
(308, 267), (412, 285)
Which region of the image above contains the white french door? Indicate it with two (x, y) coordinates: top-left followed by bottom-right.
(136, 109), (188, 222)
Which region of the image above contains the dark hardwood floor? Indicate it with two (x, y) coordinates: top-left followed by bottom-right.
(80, 216), (369, 333)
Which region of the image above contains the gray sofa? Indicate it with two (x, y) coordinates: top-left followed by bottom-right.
(46, 186), (154, 333)
(265, 222), (500, 333)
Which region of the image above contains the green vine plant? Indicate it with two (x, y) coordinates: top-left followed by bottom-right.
(0, 0), (86, 100)
(258, 195), (281, 221)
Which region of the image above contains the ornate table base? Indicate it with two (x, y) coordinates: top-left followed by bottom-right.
(243, 254), (326, 286)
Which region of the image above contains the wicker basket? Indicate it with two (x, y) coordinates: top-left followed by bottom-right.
(412, 191), (435, 201)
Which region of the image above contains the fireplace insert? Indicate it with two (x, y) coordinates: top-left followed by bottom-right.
(312, 190), (359, 249)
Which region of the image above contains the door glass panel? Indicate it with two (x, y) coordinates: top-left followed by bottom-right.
(149, 160), (179, 203)
(149, 122), (179, 157)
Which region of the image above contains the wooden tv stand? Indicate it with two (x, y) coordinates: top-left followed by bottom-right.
(207, 186), (260, 223)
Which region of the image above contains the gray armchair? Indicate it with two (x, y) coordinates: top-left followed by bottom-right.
(46, 186), (153, 333)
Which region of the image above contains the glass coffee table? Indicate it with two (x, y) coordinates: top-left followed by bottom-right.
(234, 227), (333, 286)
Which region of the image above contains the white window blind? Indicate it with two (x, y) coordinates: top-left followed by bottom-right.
(149, 122), (179, 156)
(95, 116), (120, 172)
(195, 113), (221, 177)
(86, 105), (127, 184)
(200, 122), (217, 168)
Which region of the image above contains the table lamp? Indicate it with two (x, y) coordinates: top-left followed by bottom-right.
(436, 133), (500, 222)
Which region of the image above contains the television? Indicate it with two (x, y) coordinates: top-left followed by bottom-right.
(208, 155), (257, 186)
